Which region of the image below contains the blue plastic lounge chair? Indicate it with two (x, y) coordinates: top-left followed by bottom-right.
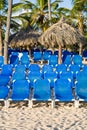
(59, 71), (73, 81)
(28, 64), (40, 72)
(44, 71), (58, 87)
(1, 64), (13, 76)
(14, 64), (26, 73)
(29, 79), (52, 108)
(12, 71), (26, 81)
(0, 56), (4, 68)
(48, 55), (58, 67)
(33, 51), (42, 62)
(0, 85), (9, 107)
(41, 64), (53, 78)
(8, 80), (30, 106)
(72, 55), (82, 66)
(9, 54), (19, 66)
(75, 78), (87, 107)
(20, 55), (30, 67)
(54, 79), (74, 106)
(42, 50), (51, 61)
(63, 55), (72, 65)
(55, 64), (67, 74)
(68, 64), (80, 79)
(0, 74), (10, 86)
(27, 71), (42, 86)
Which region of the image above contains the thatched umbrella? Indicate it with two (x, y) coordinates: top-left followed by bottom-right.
(39, 17), (85, 64)
(9, 27), (41, 50)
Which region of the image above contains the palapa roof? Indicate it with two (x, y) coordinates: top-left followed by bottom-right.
(39, 17), (85, 49)
(9, 27), (41, 49)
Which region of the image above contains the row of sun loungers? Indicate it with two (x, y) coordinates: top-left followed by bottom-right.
(0, 49), (87, 108)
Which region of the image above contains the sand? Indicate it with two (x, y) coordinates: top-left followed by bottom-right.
(0, 102), (87, 130)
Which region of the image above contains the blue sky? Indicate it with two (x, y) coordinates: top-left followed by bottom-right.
(13, 0), (72, 9)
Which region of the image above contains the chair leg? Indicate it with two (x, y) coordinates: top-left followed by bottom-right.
(4, 100), (10, 108)
(51, 100), (55, 108)
(74, 100), (79, 108)
(28, 100), (33, 108)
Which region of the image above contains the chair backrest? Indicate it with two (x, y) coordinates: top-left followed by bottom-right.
(54, 79), (74, 101)
(9, 54), (19, 66)
(28, 64), (40, 72)
(33, 79), (51, 100)
(12, 71), (26, 81)
(44, 71), (58, 80)
(11, 80), (30, 99)
(14, 64), (26, 73)
(59, 71), (73, 81)
(55, 64), (67, 74)
(0, 56), (4, 67)
(69, 64), (80, 79)
(1, 64), (13, 76)
(44, 71), (58, 87)
(33, 51), (42, 61)
(42, 51), (51, 61)
(42, 64), (53, 77)
(0, 86), (9, 99)
(75, 79), (87, 100)
(63, 55), (72, 65)
(48, 55), (58, 67)
(76, 71), (87, 81)
(72, 55), (82, 65)
(28, 71), (41, 84)
(0, 74), (10, 86)
(20, 55), (30, 65)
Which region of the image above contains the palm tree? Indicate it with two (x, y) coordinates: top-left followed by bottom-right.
(71, 0), (87, 54)
(0, 0), (7, 56)
(13, 0), (62, 32)
(4, 0), (13, 64)
(71, 0), (87, 34)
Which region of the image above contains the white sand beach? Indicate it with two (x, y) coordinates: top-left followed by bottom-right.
(0, 102), (87, 130)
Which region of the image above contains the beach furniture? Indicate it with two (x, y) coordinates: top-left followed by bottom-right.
(8, 80), (30, 107)
(75, 77), (87, 108)
(14, 64), (26, 73)
(1, 64), (13, 76)
(29, 79), (52, 108)
(48, 55), (58, 67)
(41, 64), (53, 78)
(53, 79), (74, 107)
(63, 55), (72, 65)
(59, 71), (73, 81)
(33, 51), (42, 63)
(42, 50), (51, 62)
(9, 53), (19, 66)
(72, 55), (82, 65)
(0, 85), (9, 107)
(28, 64), (40, 72)
(0, 74), (10, 86)
(68, 64), (80, 79)
(0, 56), (4, 68)
(27, 71), (42, 86)
(44, 71), (58, 88)
(55, 64), (67, 75)
(20, 54), (30, 67)
(12, 71), (26, 81)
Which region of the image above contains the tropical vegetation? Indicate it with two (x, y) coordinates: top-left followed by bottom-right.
(0, 0), (87, 63)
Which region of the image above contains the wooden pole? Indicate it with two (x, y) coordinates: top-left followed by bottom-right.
(58, 44), (62, 64)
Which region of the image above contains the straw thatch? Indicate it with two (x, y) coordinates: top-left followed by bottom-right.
(39, 17), (85, 64)
(9, 27), (41, 49)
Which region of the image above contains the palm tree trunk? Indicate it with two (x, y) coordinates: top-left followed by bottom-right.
(48, 0), (51, 23)
(58, 44), (62, 64)
(78, 12), (83, 55)
(4, 0), (13, 64)
(0, 21), (3, 56)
